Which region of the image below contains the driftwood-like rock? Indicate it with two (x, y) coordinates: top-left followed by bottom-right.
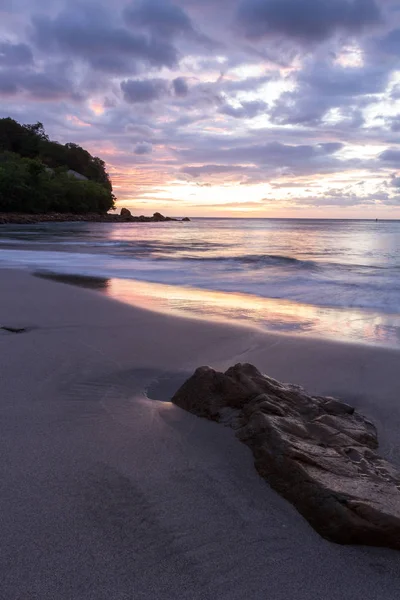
(172, 363), (400, 549)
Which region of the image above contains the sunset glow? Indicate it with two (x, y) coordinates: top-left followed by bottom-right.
(1, 0), (400, 218)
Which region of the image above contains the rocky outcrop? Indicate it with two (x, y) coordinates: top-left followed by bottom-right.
(67, 169), (88, 181)
(120, 207), (132, 219)
(153, 212), (167, 221)
(0, 212), (191, 225)
(172, 363), (400, 550)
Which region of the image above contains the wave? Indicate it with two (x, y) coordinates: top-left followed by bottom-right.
(234, 253), (319, 269)
(1, 234), (398, 274)
(142, 253), (398, 275)
(1, 248), (400, 315)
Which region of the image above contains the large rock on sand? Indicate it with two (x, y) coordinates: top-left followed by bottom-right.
(172, 363), (400, 549)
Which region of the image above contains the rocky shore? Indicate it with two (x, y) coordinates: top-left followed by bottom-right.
(0, 209), (190, 225)
(172, 363), (400, 550)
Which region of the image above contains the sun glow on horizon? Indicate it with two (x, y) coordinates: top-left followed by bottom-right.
(55, 37), (400, 221)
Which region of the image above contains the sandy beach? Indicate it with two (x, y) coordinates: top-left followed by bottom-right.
(1, 268), (400, 600)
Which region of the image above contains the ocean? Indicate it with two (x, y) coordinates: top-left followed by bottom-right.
(1, 218), (400, 348)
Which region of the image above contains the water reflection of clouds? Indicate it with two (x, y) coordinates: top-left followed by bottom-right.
(106, 278), (400, 349)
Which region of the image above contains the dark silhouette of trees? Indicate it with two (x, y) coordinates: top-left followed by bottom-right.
(0, 118), (115, 214)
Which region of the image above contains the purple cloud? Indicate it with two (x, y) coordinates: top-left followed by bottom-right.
(0, 41), (33, 66)
(124, 0), (194, 38)
(121, 78), (169, 102)
(134, 141), (153, 154)
(31, 4), (179, 73)
(237, 0), (382, 43)
(219, 99), (268, 119)
(173, 76), (189, 97)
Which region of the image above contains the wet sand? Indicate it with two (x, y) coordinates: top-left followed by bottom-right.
(1, 268), (400, 599)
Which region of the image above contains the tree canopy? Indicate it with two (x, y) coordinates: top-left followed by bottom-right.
(0, 118), (115, 214)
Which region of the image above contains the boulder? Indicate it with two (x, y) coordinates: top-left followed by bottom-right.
(182, 217), (191, 222)
(172, 363), (400, 550)
(153, 212), (166, 221)
(120, 208), (132, 219)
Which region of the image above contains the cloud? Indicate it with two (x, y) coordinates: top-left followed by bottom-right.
(384, 196), (400, 206)
(220, 74), (274, 94)
(25, 71), (81, 100)
(173, 76), (189, 97)
(219, 99), (268, 119)
(380, 148), (400, 164)
(271, 59), (389, 125)
(121, 78), (169, 102)
(175, 140), (344, 177)
(124, 0), (194, 39)
(0, 41), (33, 66)
(237, 0), (382, 44)
(0, 67), (81, 100)
(297, 187), (392, 207)
(380, 28), (400, 56)
(390, 174), (400, 188)
(134, 141), (153, 154)
(0, 71), (19, 95)
(300, 61), (386, 97)
(31, 4), (179, 74)
(181, 164), (252, 177)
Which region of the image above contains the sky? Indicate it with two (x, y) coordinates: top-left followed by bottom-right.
(1, 0), (400, 218)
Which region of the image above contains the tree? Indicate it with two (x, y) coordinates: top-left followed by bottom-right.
(24, 122), (49, 141)
(0, 118), (115, 214)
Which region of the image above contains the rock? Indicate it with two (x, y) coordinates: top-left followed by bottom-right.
(120, 208), (132, 219)
(182, 217), (191, 222)
(67, 169), (88, 181)
(0, 211), (187, 225)
(152, 212), (166, 221)
(172, 363), (400, 550)
(0, 325), (28, 333)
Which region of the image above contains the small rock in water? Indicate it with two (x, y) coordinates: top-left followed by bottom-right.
(152, 212), (166, 221)
(120, 207), (132, 219)
(172, 363), (400, 550)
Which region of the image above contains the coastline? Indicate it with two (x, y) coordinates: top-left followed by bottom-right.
(0, 211), (190, 224)
(1, 268), (400, 598)
(1, 217), (399, 349)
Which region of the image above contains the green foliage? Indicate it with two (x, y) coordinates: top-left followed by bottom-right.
(0, 118), (115, 214)
(0, 152), (114, 214)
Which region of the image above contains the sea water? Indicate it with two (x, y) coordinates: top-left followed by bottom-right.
(1, 218), (399, 347)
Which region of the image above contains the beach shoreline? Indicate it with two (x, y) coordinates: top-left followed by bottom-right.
(0, 212), (190, 225)
(1, 218), (399, 351)
(1, 268), (400, 599)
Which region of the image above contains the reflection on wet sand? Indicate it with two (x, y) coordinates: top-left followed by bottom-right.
(106, 277), (400, 348)
(33, 271), (400, 348)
